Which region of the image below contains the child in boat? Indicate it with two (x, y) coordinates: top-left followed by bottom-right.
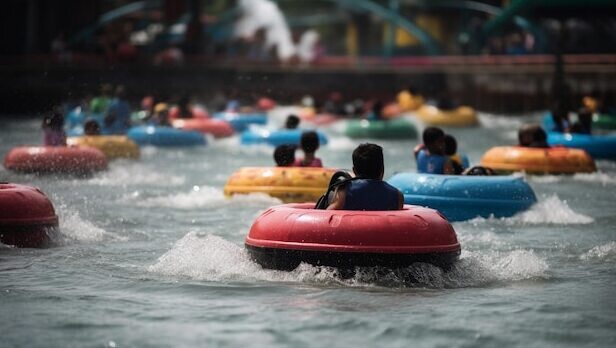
(327, 143), (403, 210)
(273, 144), (296, 167)
(550, 108), (571, 133)
(570, 107), (592, 134)
(414, 127), (455, 174)
(83, 120), (101, 135)
(294, 131), (323, 167)
(285, 114), (300, 129)
(518, 124), (549, 148)
(90, 83), (113, 114)
(104, 85), (132, 134)
(151, 103), (171, 126)
(42, 111), (67, 146)
(443, 134), (465, 175)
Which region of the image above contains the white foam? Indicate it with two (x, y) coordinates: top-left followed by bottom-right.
(149, 233), (549, 288)
(572, 172), (616, 186)
(55, 205), (126, 243)
(528, 175), (562, 184)
(510, 194), (593, 225)
(478, 112), (540, 130)
(456, 249), (549, 283)
(529, 172), (616, 186)
(87, 162), (185, 187)
(580, 242), (616, 261)
(456, 229), (504, 247)
(136, 185), (281, 209)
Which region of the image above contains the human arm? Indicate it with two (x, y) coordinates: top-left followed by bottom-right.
(326, 186), (346, 210)
(443, 159), (455, 175)
(413, 144), (425, 159)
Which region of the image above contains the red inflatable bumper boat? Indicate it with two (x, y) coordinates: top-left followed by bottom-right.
(4, 146), (108, 175)
(172, 118), (234, 138)
(246, 203), (461, 271)
(0, 183), (59, 247)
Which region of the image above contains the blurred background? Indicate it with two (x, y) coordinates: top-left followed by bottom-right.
(1, 0), (615, 115)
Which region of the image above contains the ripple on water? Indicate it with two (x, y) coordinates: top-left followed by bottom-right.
(529, 172), (616, 186)
(580, 242), (616, 261)
(461, 194), (593, 226)
(87, 162), (185, 187)
(510, 194), (593, 225)
(132, 186), (281, 209)
(148, 233), (549, 289)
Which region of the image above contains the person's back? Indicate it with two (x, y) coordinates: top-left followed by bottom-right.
(415, 127), (454, 174)
(343, 179), (400, 211)
(327, 143), (403, 211)
(571, 107), (592, 134)
(105, 86), (131, 134)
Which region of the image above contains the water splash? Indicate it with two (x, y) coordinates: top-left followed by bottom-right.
(87, 162), (185, 187)
(136, 185), (281, 209)
(478, 112), (539, 129)
(529, 172), (616, 186)
(510, 194), (593, 224)
(149, 233), (549, 289)
(580, 242), (616, 261)
(54, 205), (126, 243)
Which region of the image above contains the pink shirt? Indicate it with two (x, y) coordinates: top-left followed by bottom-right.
(294, 157), (323, 167)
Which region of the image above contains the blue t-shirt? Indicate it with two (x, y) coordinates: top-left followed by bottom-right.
(417, 149), (448, 174)
(342, 179), (400, 211)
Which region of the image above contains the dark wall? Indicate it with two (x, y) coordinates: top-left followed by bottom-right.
(0, 63), (614, 115)
(0, 0), (102, 54)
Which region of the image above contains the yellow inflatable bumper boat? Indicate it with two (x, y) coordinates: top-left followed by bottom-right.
(415, 105), (479, 127)
(396, 91), (424, 112)
(67, 135), (140, 160)
(481, 146), (596, 174)
(224, 167), (338, 203)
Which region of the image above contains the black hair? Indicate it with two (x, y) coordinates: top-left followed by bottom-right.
(422, 127), (445, 147)
(285, 114), (300, 129)
(352, 143), (384, 179)
(43, 111), (64, 130)
(533, 126), (547, 143)
(300, 131), (319, 153)
(443, 134), (457, 156)
(273, 144), (296, 166)
(84, 119), (101, 135)
(115, 85), (127, 99)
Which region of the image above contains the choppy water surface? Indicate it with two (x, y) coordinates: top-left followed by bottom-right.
(1, 111), (615, 347)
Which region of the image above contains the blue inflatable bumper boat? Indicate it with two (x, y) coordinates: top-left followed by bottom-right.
(127, 126), (206, 147)
(388, 172), (537, 221)
(240, 129), (328, 147)
(547, 131), (616, 160)
(213, 112), (268, 132)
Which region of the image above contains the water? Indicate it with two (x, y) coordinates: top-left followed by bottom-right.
(1, 112), (615, 347)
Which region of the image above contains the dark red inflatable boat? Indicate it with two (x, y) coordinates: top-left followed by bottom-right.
(246, 203), (461, 271)
(0, 183), (59, 247)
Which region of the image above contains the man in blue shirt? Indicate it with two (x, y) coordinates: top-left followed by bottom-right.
(327, 143), (403, 211)
(104, 85), (131, 134)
